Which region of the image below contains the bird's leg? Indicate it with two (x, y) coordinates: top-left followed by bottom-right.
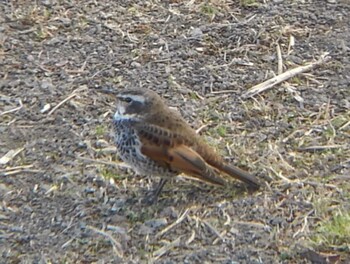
(153, 178), (167, 198)
(144, 178), (168, 204)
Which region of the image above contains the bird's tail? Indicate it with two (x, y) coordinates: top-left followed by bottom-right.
(220, 164), (260, 190)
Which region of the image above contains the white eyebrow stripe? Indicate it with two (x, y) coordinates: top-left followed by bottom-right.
(119, 95), (145, 103)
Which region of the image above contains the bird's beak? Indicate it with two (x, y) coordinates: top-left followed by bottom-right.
(98, 87), (119, 95)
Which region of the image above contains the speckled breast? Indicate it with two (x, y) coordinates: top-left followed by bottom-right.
(113, 119), (178, 177)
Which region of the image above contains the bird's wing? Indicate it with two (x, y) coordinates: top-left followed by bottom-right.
(136, 123), (260, 189)
(135, 122), (190, 147)
(135, 123), (226, 186)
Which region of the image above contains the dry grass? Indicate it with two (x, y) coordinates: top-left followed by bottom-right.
(1, 0), (349, 263)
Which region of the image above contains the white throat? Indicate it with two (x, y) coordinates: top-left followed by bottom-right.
(113, 111), (138, 120)
(113, 106), (138, 121)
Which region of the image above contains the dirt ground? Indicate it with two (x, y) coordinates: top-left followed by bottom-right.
(1, 0), (349, 263)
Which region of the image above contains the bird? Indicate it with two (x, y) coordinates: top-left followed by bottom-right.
(108, 88), (260, 200)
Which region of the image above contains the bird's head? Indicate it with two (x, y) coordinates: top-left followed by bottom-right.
(113, 88), (164, 121)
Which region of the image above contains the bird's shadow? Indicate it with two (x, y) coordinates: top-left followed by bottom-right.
(124, 178), (255, 208)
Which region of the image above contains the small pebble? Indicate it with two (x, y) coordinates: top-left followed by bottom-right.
(144, 218), (168, 229)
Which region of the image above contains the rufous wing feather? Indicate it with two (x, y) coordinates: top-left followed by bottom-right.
(137, 123), (259, 188)
(140, 144), (226, 186)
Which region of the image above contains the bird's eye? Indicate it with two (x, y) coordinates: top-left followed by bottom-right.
(124, 97), (132, 103)
(120, 97), (132, 103)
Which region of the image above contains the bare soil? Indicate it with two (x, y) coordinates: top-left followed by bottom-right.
(1, 0), (349, 263)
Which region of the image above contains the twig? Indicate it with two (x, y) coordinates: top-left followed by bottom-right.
(210, 89), (237, 94)
(1, 169), (42, 176)
(47, 87), (87, 116)
(195, 124), (209, 134)
(45, 185), (58, 195)
(297, 144), (346, 152)
(0, 99), (23, 116)
(339, 120), (350, 131)
(86, 225), (124, 259)
(233, 221), (269, 229)
(76, 156), (131, 169)
(276, 43), (283, 74)
(287, 35), (295, 55)
(18, 28), (36, 34)
(213, 230), (227, 245)
(300, 181), (340, 190)
(193, 91), (204, 100)
(185, 230), (196, 245)
(293, 210), (314, 238)
(61, 238), (75, 249)
(153, 236), (182, 259)
(0, 164), (34, 172)
(201, 219), (224, 243)
(156, 208), (190, 238)
(269, 167), (291, 182)
(242, 53), (330, 98)
(47, 93), (77, 115)
(0, 147), (24, 165)
(209, 58), (253, 69)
